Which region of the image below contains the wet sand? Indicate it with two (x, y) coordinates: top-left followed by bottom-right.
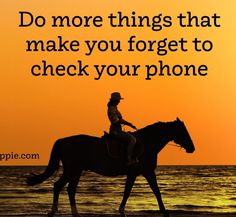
(2, 211), (236, 217)
(79, 214), (236, 217)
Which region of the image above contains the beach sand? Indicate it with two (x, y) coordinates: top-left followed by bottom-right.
(2, 211), (236, 217)
(78, 214), (235, 217)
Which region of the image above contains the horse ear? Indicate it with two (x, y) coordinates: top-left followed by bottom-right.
(176, 117), (181, 122)
(176, 117), (185, 125)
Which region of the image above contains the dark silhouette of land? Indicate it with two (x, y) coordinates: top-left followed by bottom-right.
(26, 118), (195, 217)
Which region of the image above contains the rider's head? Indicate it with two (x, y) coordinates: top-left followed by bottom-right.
(110, 92), (123, 105)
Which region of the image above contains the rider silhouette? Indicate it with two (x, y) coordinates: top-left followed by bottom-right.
(107, 92), (138, 165)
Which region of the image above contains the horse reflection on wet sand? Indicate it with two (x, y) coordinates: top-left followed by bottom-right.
(26, 118), (195, 217)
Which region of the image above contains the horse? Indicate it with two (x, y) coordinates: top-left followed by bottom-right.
(26, 117), (195, 217)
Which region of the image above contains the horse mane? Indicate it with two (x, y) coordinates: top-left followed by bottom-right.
(137, 121), (175, 136)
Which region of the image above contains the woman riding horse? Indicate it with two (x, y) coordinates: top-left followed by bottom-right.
(26, 117), (195, 217)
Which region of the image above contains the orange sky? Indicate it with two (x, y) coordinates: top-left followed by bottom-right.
(1, 1), (236, 165)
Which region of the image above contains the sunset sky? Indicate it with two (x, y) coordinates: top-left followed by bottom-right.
(1, 1), (236, 165)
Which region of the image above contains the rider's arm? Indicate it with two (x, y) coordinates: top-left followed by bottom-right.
(120, 119), (137, 130)
(108, 106), (137, 129)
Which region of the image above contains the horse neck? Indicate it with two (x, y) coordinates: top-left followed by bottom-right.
(137, 121), (176, 154)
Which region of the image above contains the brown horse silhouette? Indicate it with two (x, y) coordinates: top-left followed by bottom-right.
(26, 118), (195, 217)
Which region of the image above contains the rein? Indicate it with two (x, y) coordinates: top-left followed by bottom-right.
(168, 142), (183, 150)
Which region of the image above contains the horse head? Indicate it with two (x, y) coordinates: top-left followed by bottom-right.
(173, 117), (195, 153)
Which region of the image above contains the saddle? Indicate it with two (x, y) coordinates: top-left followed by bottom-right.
(102, 132), (144, 159)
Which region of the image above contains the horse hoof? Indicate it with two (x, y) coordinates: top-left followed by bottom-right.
(47, 212), (54, 217)
(119, 212), (127, 217)
(72, 212), (82, 217)
(119, 206), (127, 217)
(163, 212), (170, 217)
(119, 206), (124, 213)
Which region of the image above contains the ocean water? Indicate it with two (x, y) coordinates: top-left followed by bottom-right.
(0, 166), (235, 216)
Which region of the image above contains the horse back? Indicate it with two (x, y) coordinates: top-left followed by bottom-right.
(59, 134), (105, 157)
(58, 134), (129, 176)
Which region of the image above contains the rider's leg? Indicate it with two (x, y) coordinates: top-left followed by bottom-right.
(115, 131), (137, 165)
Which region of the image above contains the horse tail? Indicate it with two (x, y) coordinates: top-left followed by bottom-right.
(26, 140), (61, 186)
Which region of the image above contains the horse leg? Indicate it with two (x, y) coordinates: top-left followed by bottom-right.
(119, 174), (137, 215)
(48, 174), (68, 217)
(67, 171), (82, 217)
(143, 171), (170, 217)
